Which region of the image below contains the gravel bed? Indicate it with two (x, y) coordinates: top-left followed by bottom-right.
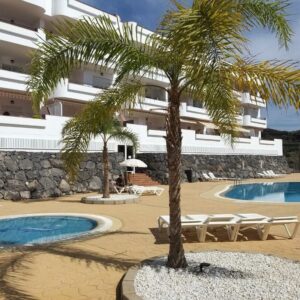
(134, 251), (300, 300)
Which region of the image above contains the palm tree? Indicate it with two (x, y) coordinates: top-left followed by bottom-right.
(61, 99), (138, 199)
(29, 0), (300, 268)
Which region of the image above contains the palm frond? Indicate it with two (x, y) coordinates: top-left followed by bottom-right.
(92, 81), (144, 111)
(187, 68), (241, 140)
(61, 117), (92, 180)
(28, 15), (167, 113)
(108, 128), (139, 152)
(61, 83), (142, 179)
(230, 58), (300, 108)
(239, 0), (292, 48)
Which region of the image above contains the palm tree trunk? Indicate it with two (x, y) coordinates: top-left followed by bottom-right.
(102, 141), (110, 198)
(166, 87), (187, 269)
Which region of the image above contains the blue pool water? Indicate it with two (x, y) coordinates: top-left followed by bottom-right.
(0, 215), (98, 246)
(224, 182), (300, 203)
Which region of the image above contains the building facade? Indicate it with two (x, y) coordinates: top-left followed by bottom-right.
(0, 0), (282, 157)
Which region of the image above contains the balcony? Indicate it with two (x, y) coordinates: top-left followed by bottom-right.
(22, 0), (46, 9)
(241, 92), (266, 108)
(51, 0), (117, 21)
(180, 103), (211, 121)
(243, 115), (267, 129)
(0, 20), (45, 49)
(133, 97), (168, 114)
(0, 69), (29, 92)
(51, 79), (103, 102)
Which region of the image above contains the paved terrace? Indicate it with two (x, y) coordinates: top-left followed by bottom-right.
(0, 174), (299, 300)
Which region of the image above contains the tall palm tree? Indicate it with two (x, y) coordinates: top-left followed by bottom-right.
(61, 99), (138, 199)
(29, 0), (300, 268)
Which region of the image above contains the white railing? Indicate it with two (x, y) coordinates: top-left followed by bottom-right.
(0, 69), (29, 92)
(243, 115), (267, 128)
(51, 0), (118, 21)
(0, 115), (117, 152)
(51, 79), (102, 102)
(239, 92), (266, 108)
(0, 21), (45, 49)
(133, 97), (168, 113)
(180, 103), (211, 121)
(126, 123), (282, 156)
(0, 113), (282, 155)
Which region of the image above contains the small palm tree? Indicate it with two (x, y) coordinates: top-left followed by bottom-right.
(29, 0), (300, 268)
(61, 99), (138, 198)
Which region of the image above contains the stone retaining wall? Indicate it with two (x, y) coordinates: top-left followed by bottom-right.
(0, 151), (291, 200)
(0, 152), (124, 200)
(137, 153), (290, 184)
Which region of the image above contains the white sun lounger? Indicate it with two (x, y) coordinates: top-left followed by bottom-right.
(208, 172), (228, 181)
(266, 216), (299, 239)
(233, 214), (299, 241)
(187, 214), (240, 242)
(158, 215), (208, 241)
(202, 173), (216, 181)
(268, 170), (285, 178)
(233, 213), (271, 241)
(129, 185), (164, 196)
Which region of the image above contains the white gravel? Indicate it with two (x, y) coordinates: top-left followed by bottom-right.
(134, 251), (300, 300)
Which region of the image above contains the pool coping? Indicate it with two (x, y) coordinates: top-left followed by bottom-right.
(0, 213), (121, 247)
(215, 182), (300, 204)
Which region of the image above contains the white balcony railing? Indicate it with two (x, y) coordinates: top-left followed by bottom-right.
(0, 115), (116, 152)
(51, 79), (102, 102)
(126, 123), (282, 156)
(180, 103), (211, 121)
(241, 92), (266, 108)
(243, 115), (267, 129)
(0, 115), (282, 155)
(133, 97), (168, 113)
(0, 69), (29, 92)
(0, 20), (45, 49)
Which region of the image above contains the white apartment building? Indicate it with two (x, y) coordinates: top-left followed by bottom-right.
(0, 0), (282, 157)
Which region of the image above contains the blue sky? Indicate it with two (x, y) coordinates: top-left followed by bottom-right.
(81, 0), (300, 131)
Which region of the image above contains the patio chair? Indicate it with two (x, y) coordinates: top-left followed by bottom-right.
(158, 214), (209, 241)
(187, 214), (240, 242)
(129, 185), (164, 196)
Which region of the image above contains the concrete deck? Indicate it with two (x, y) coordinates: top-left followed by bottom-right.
(0, 174), (299, 300)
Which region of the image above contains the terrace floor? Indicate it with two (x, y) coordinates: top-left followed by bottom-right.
(0, 174), (299, 300)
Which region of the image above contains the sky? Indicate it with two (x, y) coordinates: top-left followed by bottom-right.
(81, 0), (300, 131)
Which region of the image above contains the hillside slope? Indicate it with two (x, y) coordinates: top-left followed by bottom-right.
(262, 129), (300, 171)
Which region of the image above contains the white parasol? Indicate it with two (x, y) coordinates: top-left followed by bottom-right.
(120, 158), (147, 168)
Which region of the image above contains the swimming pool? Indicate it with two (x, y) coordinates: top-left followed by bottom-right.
(223, 182), (300, 203)
(0, 214), (112, 246)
